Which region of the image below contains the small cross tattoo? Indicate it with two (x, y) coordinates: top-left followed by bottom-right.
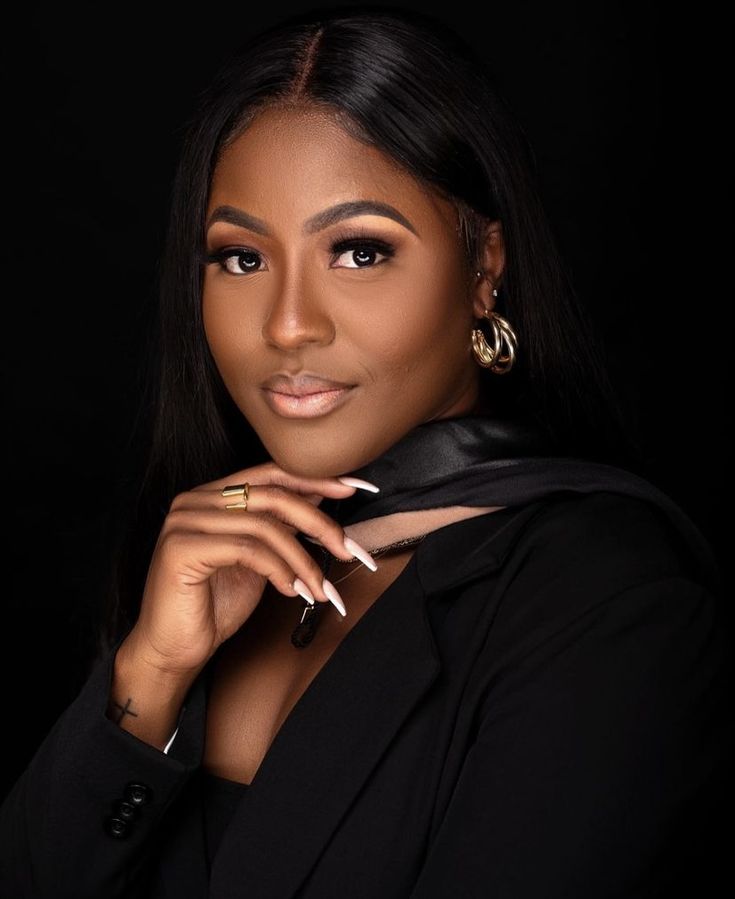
(113, 698), (139, 725)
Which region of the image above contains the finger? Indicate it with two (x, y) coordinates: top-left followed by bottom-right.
(169, 483), (376, 571)
(175, 476), (379, 573)
(165, 530), (303, 600)
(169, 485), (362, 566)
(175, 487), (336, 513)
(194, 460), (377, 499)
(162, 508), (337, 602)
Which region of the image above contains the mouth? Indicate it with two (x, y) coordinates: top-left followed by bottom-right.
(260, 372), (356, 420)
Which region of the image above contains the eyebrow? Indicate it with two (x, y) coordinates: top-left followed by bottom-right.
(206, 200), (419, 237)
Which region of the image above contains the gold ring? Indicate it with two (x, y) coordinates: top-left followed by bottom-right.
(222, 482), (250, 510)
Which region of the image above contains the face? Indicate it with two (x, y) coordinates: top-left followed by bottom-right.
(202, 105), (502, 478)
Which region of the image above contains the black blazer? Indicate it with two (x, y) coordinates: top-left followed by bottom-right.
(1, 492), (732, 898)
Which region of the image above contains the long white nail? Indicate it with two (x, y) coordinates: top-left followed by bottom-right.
(343, 536), (378, 571)
(337, 476), (380, 493)
(292, 578), (315, 605)
(322, 579), (347, 617)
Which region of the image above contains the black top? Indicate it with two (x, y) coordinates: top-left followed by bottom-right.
(201, 772), (249, 867)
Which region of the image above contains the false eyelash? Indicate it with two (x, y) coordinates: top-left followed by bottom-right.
(328, 232), (396, 258)
(199, 233), (397, 269)
(201, 246), (259, 266)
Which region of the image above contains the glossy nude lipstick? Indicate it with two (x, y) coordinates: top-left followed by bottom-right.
(261, 372), (355, 419)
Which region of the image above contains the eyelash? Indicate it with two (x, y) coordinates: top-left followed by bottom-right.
(203, 232), (396, 275)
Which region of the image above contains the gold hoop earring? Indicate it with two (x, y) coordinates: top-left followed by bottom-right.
(471, 288), (518, 374)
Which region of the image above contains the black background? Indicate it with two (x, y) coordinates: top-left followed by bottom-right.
(4, 0), (731, 802)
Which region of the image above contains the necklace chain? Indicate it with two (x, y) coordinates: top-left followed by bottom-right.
(290, 532), (427, 648)
(329, 534), (427, 585)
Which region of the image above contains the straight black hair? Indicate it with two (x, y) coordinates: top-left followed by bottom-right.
(99, 3), (639, 650)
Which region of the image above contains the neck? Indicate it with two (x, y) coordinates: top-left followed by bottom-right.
(340, 504), (503, 553)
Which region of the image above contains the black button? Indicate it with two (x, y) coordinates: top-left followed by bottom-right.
(124, 782), (152, 807)
(105, 816), (129, 839)
(115, 800), (138, 822)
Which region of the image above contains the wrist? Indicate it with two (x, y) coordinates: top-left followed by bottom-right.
(117, 628), (207, 686)
(107, 635), (201, 751)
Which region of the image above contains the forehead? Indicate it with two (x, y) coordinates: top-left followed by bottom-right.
(208, 105), (458, 232)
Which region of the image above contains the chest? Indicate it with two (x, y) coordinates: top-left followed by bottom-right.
(202, 549), (416, 784)
(150, 541), (509, 899)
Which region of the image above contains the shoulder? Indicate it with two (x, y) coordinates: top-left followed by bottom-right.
(526, 491), (718, 587)
(420, 488), (719, 620)
(423, 494), (731, 722)
(465, 492), (729, 687)
(423, 488), (716, 599)
(508, 489), (713, 593)
(472, 490), (726, 658)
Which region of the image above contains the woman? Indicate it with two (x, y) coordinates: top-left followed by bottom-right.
(1, 5), (731, 897)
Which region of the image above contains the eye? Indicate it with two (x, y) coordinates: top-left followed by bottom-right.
(205, 247), (265, 275)
(330, 236), (396, 269)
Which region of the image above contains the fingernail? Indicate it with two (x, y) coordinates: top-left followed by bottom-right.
(337, 476), (380, 493)
(292, 578), (315, 605)
(343, 536), (378, 571)
(322, 579), (347, 617)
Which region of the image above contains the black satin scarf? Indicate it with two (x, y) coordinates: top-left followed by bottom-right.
(316, 415), (720, 592)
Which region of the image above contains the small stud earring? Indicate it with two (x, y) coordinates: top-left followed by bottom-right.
(475, 272), (499, 298)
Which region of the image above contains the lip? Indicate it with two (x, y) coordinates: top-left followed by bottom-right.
(260, 372), (355, 419)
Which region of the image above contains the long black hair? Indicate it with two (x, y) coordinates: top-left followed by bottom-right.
(99, 3), (639, 651)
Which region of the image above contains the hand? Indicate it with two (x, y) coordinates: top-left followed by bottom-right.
(122, 461), (377, 677)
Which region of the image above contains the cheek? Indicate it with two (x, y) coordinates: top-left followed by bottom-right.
(358, 277), (469, 381)
(201, 286), (255, 374)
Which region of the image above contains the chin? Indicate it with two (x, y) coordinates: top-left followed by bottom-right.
(261, 436), (357, 480)
(272, 453), (344, 480)
(262, 427), (391, 480)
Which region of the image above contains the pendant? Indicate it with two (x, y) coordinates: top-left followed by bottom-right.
(290, 600), (323, 648)
(291, 540), (332, 648)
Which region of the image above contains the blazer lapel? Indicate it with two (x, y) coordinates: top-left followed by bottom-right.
(209, 502), (545, 898)
(209, 550), (440, 898)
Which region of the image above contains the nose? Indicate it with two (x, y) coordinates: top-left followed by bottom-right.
(261, 280), (335, 350)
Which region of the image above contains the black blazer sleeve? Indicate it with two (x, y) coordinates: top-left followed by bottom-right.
(0, 644), (206, 899)
(409, 571), (734, 898)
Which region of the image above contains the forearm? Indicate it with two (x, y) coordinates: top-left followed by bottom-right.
(0, 644), (206, 898)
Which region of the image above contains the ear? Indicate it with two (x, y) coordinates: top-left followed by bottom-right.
(471, 220), (505, 318)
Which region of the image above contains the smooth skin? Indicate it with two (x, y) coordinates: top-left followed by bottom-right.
(110, 104), (505, 755)
(203, 105), (503, 477)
